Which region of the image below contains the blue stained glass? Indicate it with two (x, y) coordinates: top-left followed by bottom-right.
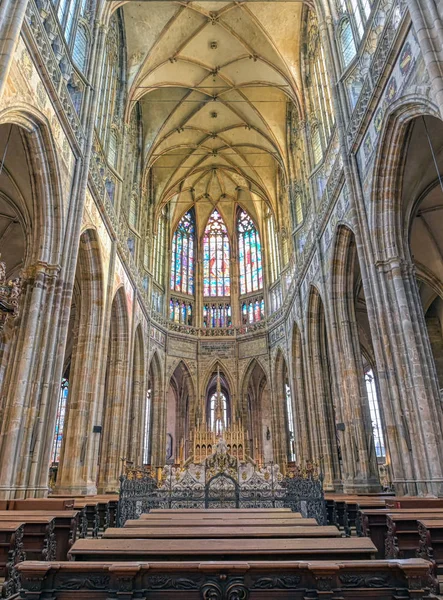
(237, 209), (263, 294)
(170, 210), (195, 295)
(51, 378), (69, 464)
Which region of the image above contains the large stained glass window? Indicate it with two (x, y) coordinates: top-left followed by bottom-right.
(170, 210), (195, 295)
(51, 378), (69, 464)
(203, 210), (230, 297)
(365, 369), (386, 458)
(238, 210), (263, 294)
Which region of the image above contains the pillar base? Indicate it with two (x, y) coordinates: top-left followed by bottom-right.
(392, 479), (443, 497)
(53, 482), (98, 496)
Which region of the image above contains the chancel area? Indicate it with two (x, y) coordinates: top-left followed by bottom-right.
(1, 0), (443, 597)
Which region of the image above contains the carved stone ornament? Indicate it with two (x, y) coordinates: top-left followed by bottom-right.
(0, 256), (23, 331)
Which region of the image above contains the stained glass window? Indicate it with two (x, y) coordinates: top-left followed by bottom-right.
(285, 382), (296, 462)
(170, 210), (195, 295)
(203, 210), (230, 297)
(203, 303), (231, 328)
(238, 210), (263, 295)
(51, 378), (69, 464)
(143, 388), (151, 465)
(170, 298), (193, 325)
(266, 211), (280, 284)
(365, 369), (386, 458)
(340, 18), (357, 67)
(73, 23), (88, 72)
(154, 210), (167, 285)
(210, 392), (228, 433)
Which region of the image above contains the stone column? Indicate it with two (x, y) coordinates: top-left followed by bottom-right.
(0, 0), (28, 98)
(0, 263), (61, 498)
(407, 0), (443, 115)
(373, 257), (443, 495)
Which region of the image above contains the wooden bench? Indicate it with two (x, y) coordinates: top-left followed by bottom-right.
(0, 510), (79, 561)
(124, 517), (319, 528)
(104, 525), (341, 539)
(139, 511), (303, 521)
(385, 513), (443, 560)
(0, 515), (55, 562)
(148, 507), (292, 513)
(68, 536), (377, 561)
(17, 558), (436, 599)
(417, 519), (443, 573)
(361, 508), (443, 558)
(0, 522), (24, 599)
(9, 498), (74, 511)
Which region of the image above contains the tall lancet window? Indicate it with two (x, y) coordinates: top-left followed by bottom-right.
(209, 370), (228, 435)
(170, 210), (195, 295)
(51, 378), (69, 464)
(203, 210), (230, 297)
(238, 209), (263, 294)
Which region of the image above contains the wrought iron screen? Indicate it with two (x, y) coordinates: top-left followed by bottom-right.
(118, 441), (327, 526)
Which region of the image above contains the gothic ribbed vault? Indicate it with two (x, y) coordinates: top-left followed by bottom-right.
(119, 1), (304, 233)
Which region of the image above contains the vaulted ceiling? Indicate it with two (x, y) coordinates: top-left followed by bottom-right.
(118, 1), (304, 234)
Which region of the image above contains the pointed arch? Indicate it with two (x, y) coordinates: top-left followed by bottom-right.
(147, 350), (165, 468)
(170, 208), (195, 295)
(291, 320), (309, 463)
(127, 324), (146, 463)
(241, 358), (269, 463)
(273, 348), (292, 467)
(56, 228), (105, 493)
(98, 286), (130, 491)
(166, 360), (196, 463)
(306, 285), (341, 490)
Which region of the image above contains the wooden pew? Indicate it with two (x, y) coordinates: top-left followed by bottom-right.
(361, 508), (443, 558)
(9, 498), (74, 511)
(17, 558), (436, 599)
(124, 517), (319, 528)
(0, 522), (24, 599)
(385, 513), (443, 560)
(0, 515), (55, 561)
(104, 525), (341, 539)
(417, 519), (443, 573)
(68, 536), (377, 561)
(73, 500), (99, 538)
(0, 511), (79, 561)
(148, 507), (292, 513)
(139, 511), (303, 520)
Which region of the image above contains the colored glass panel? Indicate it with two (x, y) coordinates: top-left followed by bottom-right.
(51, 378), (69, 464)
(238, 210), (263, 294)
(170, 210), (195, 295)
(203, 210), (230, 298)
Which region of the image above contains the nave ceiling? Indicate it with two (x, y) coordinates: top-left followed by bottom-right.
(111, 1), (305, 235)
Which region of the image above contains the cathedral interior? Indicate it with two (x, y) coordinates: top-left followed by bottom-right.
(1, 0), (443, 528)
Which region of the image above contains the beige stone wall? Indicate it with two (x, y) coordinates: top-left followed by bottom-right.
(0, 0), (443, 498)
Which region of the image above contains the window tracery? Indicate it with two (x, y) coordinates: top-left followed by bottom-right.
(51, 378), (69, 464)
(171, 210), (195, 296)
(238, 209), (263, 295)
(96, 13), (123, 163)
(153, 209), (167, 286)
(305, 10), (334, 164)
(203, 210), (230, 297)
